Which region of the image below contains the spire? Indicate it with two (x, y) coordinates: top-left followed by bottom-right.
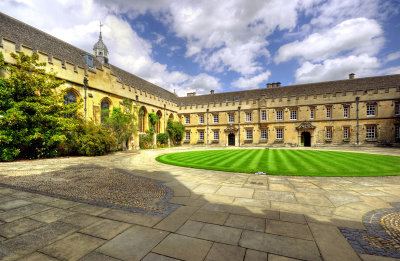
(93, 21), (108, 64)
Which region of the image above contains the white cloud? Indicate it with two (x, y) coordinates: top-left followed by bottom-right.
(275, 18), (383, 63)
(384, 51), (400, 64)
(232, 71), (271, 89)
(378, 66), (400, 75)
(295, 54), (380, 83)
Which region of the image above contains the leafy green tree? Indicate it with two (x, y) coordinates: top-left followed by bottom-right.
(166, 119), (185, 145)
(0, 52), (79, 161)
(102, 99), (137, 150)
(147, 112), (158, 136)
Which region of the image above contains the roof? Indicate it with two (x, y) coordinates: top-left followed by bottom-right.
(179, 74), (400, 105)
(0, 12), (177, 102)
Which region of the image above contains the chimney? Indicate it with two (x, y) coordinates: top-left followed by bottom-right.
(187, 92), (196, 97)
(349, 73), (355, 79)
(266, 83), (272, 88)
(272, 83), (277, 88)
(210, 90), (215, 94)
(276, 82), (281, 87)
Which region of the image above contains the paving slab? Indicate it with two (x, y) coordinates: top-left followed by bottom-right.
(0, 203), (52, 222)
(225, 214), (265, 232)
(80, 219), (131, 240)
(60, 213), (104, 228)
(205, 242), (245, 261)
(192, 184), (220, 194)
(232, 198), (270, 208)
(253, 190), (296, 203)
(70, 203), (109, 216)
(268, 254), (301, 261)
(215, 186), (254, 198)
(2, 221), (78, 256)
(244, 249), (268, 261)
(99, 209), (163, 227)
(153, 233), (212, 261)
(19, 252), (58, 261)
(308, 222), (360, 261)
(79, 251), (121, 261)
(30, 208), (75, 223)
(295, 192), (334, 207)
(265, 219), (313, 240)
(279, 212), (306, 224)
(201, 194), (235, 204)
(0, 218), (44, 238)
(46, 199), (81, 209)
(360, 254), (399, 261)
(177, 220), (242, 245)
(154, 206), (198, 232)
(189, 209), (229, 225)
(98, 225), (169, 261)
(41, 233), (105, 261)
(142, 252), (180, 261)
(239, 230), (321, 261)
(168, 196), (206, 207)
(0, 199), (32, 210)
(269, 184), (296, 192)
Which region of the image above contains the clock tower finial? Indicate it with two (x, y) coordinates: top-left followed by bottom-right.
(93, 21), (109, 64)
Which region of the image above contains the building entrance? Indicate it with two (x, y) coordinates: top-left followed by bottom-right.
(301, 132), (311, 147)
(228, 133), (235, 146)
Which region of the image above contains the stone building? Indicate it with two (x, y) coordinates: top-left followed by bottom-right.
(1, 12), (399, 148)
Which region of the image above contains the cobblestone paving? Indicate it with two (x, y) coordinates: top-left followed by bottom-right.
(340, 202), (400, 258)
(0, 146), (398, 260)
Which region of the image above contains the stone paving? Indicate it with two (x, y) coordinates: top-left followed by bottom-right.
(0, 146), (399, 260)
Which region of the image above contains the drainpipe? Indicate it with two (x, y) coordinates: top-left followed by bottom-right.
(163, 104), (166, 133)
(238, 106), (241, 147)
(356, 97), (360, 145)
(83, 77), (88, 122)
(206, 108), (209, 145)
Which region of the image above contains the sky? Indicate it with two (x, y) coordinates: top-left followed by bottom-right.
(1, 0), (400, 96)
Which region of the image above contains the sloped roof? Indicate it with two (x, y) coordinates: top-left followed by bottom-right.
(0, 12), (177, 102)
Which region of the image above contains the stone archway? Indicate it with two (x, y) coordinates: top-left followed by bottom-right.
(228, 133), (235, 146)
(296, 121), (315, 147)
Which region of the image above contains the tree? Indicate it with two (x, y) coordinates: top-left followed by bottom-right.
(147, 112), (158, 136)
(102, 99), (137, 150)
(0, 52), (79, 161)
(166, 119), (185, 145)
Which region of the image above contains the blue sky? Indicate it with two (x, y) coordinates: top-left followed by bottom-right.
(1, 0), (400, 96)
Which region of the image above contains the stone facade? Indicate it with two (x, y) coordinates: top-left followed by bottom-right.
(1, 12), (400, 148)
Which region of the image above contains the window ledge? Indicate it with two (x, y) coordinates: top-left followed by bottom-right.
(183, 140), (190, 143)
(274, 139), (284, 143)
(343, 138), (350, 142)
(212, 140), (219, 143)
(244, 139), (253, 143)
(325, 139), (332, 142)
(365, 138), (377, 142)
(259, 139), (268, 143)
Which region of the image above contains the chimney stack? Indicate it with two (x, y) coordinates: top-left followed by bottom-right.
(266, 83), (272, 88)
(187, 92), (196, 97)
(272, 83), (277, 88)
(210, 90), (215, 94)
(276, 82), (281, 87)
(349, 73), (355, 79)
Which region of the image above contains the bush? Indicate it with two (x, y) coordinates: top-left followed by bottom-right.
(157, 133), (169, 147)
(139, 133), (153, 149)
(58, 119), (117, 156)
(166, 119), (185, 145)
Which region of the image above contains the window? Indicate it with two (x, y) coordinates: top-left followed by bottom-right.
(213, 131), (219, 140)
(228, 114), (234, 123)
(185, 115), (190, 124)
(366, 126), (376, 139)
(101, 100), (110, 122)
(234, 96), (239, 101)
(64, 92), (77, 104)
(344, 106), (349, 118)
(185, 131), (190, 141)
(213, 114), (219, 123)
(290, 110), (297, 120)
(310, 108), (314, 120)
(261, 129), (267, 140)
(367, 104), (376, 117)
(396, 126), (400, 140)
(326, 127), (332, 139)
(199, 115), (204, 124)
(276, 110), (283, 121)
(180, 102), (185, 106)
(246, 112), (252, 122)
(395, 103), (400, 115)
(343, 127), (349, 139)
(246, 129), (253, 140)
(225, 98), (229, 102)
(83, 54), (94, 68)
(261, 110), (266, 121)
(326, 107), (331, 119)
(276, 129), (283, 140)
(199, 131), (204, 141)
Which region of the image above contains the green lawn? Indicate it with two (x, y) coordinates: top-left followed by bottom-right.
(156, 149), (400, 177)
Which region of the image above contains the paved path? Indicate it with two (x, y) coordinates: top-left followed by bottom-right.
(0, 147), (399, 260)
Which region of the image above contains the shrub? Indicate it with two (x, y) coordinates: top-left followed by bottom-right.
(157, 133), (169, 147)
(139, 133), (153, 149)
(166, 119), (185, 145)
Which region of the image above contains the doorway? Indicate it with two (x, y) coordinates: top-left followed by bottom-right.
(301, 132), (311, 147)
(228, 133), (235, 146)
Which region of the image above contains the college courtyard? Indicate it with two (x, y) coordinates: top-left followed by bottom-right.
(0, 146), (399, 261)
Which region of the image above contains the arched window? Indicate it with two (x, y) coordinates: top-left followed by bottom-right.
(64, 92), (77, 104)
(156, 111), (162, 133)
(101, 99), (110, 123)
(138, 106), (147, 132)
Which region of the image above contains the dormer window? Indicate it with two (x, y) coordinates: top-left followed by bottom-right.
(83, 54), (94, 68)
